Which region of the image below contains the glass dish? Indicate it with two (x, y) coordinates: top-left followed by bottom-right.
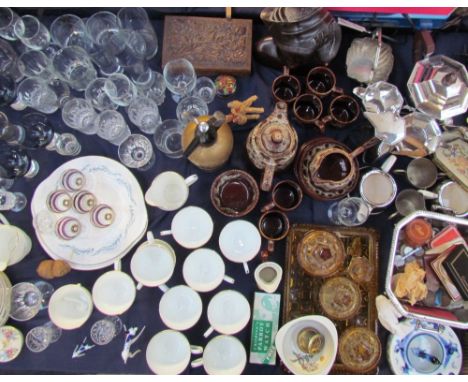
(319, 276), (362, 321)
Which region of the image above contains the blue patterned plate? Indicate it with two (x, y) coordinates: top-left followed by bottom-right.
(387, 318), (462, 375)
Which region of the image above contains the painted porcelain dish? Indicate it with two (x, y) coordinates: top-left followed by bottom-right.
(275, 315), (338, 375)
(31, 156), (148, 270)
(387, 319), (462, 375)
(0, 326), (23, 363)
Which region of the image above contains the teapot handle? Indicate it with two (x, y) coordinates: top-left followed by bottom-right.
(0, 213), (9, 225)
(260, 163), (276, 192)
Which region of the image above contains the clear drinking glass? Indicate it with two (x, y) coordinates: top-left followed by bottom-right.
(0, 39), (23, 82)
(50, 133), (82, 156)
(13, 15), (50, 50)
(62, 97), (99, 134)
(17, 50), (55, 81)
(191, 76), (216, 104)
(104, 73), (137, 106)
(85, 78), (118, 111)
(163, 58), (197, 103)
(52, 46), (97, 91)
(0, 73), (17, 106)
(9, 282), (43, 321)
(127, 96), (161, 134)
(96, 110), (131, 145)
(153, 119), (184, 158)
(0, 111), (24, 145)
(176, 96), (209, 124)
(87, 44), (122, 76)
(90, 316), (123, 346)
(0, 8), (20, 41)
(118, 134), (155, 170)
(133, 70), (166, 105)
(42, 43), (62, 60)
(50, 14), (94, 51)
(25, 322), (62, 353)
(0, 189), (27, 212)
(328, 197), (371, 227)
(117, 7), (158, 60)
(12, 77), (60, 114)
(0, 144), (40, 179)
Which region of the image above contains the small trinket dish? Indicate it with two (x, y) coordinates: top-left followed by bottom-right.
(319, 277), (362, 321)
(0, 326), (23, 363)
(338, 327), (381, 373)
(254, 261), (282, 293)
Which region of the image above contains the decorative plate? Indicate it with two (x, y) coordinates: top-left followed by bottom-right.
(31, 156), (148, 270)
(387, 318), (462, 375)
(0, 326), (23, 363)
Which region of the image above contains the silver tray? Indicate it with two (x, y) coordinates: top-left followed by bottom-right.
(385, 210), (468, 329)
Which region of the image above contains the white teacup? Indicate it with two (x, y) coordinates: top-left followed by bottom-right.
(48, 284), (93, 330)
(160, 206), (213, 249)
(145, 171), (198, 211)
(254, 261), (283, 294)
(146, 329), (203, 375)
(204, 290), (250, 337)
(191, 335), (247, 375)
(0, 213), (32, 270)
(92, 260), (136, 316)
(158, 285), (202, 331)
(182, 248), (235, 293)
(130, 231), (176, 292)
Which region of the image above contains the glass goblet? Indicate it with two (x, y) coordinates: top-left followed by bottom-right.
(62, 97), (99, 135)
(0, 7), (20, 41)
(50, 14), (93, 51)
(163, 58), (196, 103)
(104, 73), (137, 107)
(153, 119), (184, 159)
(127, 96), (160, 134)
(9, 282), (43, 321)
(12, 77), (60, 114)
(191, 76), (216, 104)
(133, 70), (166, 106)
(85, 78), (119, 112)
(118, 134), (155, 171)
(13, 15), (50, 50)
(17, 50), (55, 81)
(176, 96), (209, 125)
(96, 110), (131, 146)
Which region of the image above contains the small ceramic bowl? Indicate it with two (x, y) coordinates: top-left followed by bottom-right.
(210, 169), (259, 217)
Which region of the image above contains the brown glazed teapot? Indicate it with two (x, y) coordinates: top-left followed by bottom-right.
(246, 102), (298, 191)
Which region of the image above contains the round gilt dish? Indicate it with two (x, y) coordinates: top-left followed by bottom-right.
(319, 277), (362, 320)
(338, 327), (382, 373)
(296, 230), (345, 278)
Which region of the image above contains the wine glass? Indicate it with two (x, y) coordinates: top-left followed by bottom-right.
(104, 73), (137, 107)
(153, 119), (184, 158)
(127, 96), (161, 134)
(61, 98), (99, 135)
(9, 282), (43, 321)
(13, 15), (50, 50)
(12, 77), (60, 114)
(0, 39), (23, 83)
(0, 8), (20, 41)
(191, 76), (216, 104)
(17, 50), (55, 81)
(96, 110), (131, 145)
(176, 96), (209, 124)
(25, 321), (62, 353)
(163, 58), (197, 103)
(50, 14), (93, 50)
(85, 78), (119, 112)
(133, 70), (166, 106)
(0, 143), (40, 179)
(328, 197), (371, 227)
(118, 134), (155, 171)
(90, 316), (123, 346)
(0, 189), (27, 212)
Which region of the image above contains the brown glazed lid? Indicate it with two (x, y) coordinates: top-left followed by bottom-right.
(338, 327), (382, 373)
(404, 218), (432, 248)
(319, 276), (361, 321)
(296, 230), (345, 278)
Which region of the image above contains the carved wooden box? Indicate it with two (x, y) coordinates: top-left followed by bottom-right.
(162, 15), (252, 76)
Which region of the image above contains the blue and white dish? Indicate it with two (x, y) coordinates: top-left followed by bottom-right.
(387, 318), (462, 375)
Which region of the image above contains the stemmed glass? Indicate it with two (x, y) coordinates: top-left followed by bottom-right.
(0, 143), (40, 179)
(50, 14), (94, 51)
(176, 96), (209, 124)
(13, 15), (50, 50)
(328, 197), (371, 227)
(26, 321), (62, 353)
(104, 73), (137, 106)
(96, 110), (131, 145)
(90, 316), (123, 346)
(11, 77), (63, 114)
(62, 98), (99, 135)
(0, 39), (23, 82)
(133, 70), (166, 105)
(17, 50), (55, 81)
(85, 78), (119, 112)
(127, 96), (161, 134)
(0, 8), (20, 41)
(118, 134), (155, 171)
(153, 119), (185, 158)
(9, 281), (53, 321)
(191, 77), (216, 104)
(163, 58), (197, 103)
(0, 188), (27, 212)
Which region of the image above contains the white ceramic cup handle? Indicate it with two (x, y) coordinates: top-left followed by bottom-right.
(0, 213), (9, 225)
(203, 326), (214, 338)
(185, 174), (198, 187)
(243, 262), (250, 274)
(146, 231), (155, 241)
(190, 345), (203, 355)
(191, 358), (203, 368)
(136, 282), (143, 290)
(381, 154), (397, 173)
(223, 275), (235, 284)
(160, 230), (172, 236)
(158, 284), (169, 293)
(114, 259), (121, 271)
(418, 190), (438, 199)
